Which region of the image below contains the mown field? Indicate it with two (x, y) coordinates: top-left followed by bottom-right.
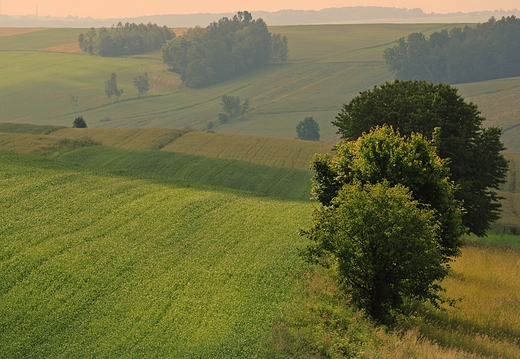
(2, 23), (519, 150)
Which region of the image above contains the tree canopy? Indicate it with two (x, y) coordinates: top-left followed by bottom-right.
(105, 73), (123, 102)
(133, 73), (150, 98)
(78, 22), (173, 57)
(304, 126), (462, 323)
(383, 16), (520, 83)
(161, 11), (288, 88)
(72, 116), (87, 128)
(296, 117), (320, 141)
(332, 80), (509, 236)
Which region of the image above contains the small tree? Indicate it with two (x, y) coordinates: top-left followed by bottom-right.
(72, 116), (87, 128)
(271, 33), (289, 62)
(105, 73), (123, 102)
(219, 95), (249, 123)
(133, 72), (150, 98)
(296, 117), (320, 141)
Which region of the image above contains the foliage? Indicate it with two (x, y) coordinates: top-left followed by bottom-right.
(78, 22), (173, 56)
(161, 11), (288, 88)
(384, 16), (520, 83)
(72, 116), (87, 128)
(304, 182), (450, 323)
(133, 72), (150, 98)
(104, 73), (123, 102)
(296, 117), (320, 141)
(219, 94), (249, 122)
(305, 126), (461, 322)
(333, 80), (509, 236)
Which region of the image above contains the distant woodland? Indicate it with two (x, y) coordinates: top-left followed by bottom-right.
(161, 12), (288, 88)
(78, 22), (173, 56)
(384, 16), (520, 83)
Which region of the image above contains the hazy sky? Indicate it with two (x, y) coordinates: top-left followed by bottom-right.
(2, 1), (518, 18)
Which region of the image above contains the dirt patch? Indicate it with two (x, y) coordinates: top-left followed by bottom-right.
(0, 27), (47, 37)
(43, 42), (81, 53)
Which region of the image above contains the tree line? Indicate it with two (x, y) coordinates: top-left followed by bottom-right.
(78, 22), (174, 56)
(161, 11), (288, 88)
(384, 16), (520, 83)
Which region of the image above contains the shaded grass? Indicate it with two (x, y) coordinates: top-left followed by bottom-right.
(53, 145), (314, 201)
(162, 131), (333, 170)
(0, 150), (312, 358)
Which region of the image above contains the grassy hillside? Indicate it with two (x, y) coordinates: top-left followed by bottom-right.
(0, 150), (311, 357)
(4, 23), (507, 143)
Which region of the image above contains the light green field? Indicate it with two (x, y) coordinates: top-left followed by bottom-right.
(5, 23), (516, 145)
(0, 150), (311, 358)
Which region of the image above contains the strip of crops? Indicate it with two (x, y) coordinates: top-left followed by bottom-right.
(162, 131), (333, 170)
(51, 128), (186, 150)
(56, 146), (314, 201)
(0, 151), (311, 357)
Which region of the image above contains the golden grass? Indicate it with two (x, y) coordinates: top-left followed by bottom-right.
(0, 133), (60, 153)
(42, 42), (81, 53)
(0, 27), (47, 37)
(161, 131), (333, 169)
(407, 243), (520, 358)
(50, 128), (183, 150)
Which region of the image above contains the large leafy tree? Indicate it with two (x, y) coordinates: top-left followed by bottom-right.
(304, 126), (462, 323)
(332, 80), (508, 236)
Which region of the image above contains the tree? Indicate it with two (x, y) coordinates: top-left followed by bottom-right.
(296, 117), (320, 141)
(105, 73), (123, 102)
(304, 126), (462, 323)
(72, 116), (87, 128)
(219, 95), (249, 122)
(271, 33), (289, 62)
(332, 80), (509, 236)
(133, 72), (150, 98)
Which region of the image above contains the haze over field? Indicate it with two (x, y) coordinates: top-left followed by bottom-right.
(2, 0), (519, 18)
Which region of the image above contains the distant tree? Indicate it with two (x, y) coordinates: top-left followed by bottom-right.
(133, 72), (150, 98)
(70, 95), (78, 107)
(271, 33), (289, 62)
(296, 117), (320, 141)
(78, 23), (173, 57)
(105, 73), (123, 102)
(72, 116), (87, 128)
(332, 80), (509, 236)
(219, 95), (249, 123)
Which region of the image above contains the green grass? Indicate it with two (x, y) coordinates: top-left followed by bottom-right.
(5, 24), (518, 144)
(53, 145), (315, 201)
(0, 150), (312, 358)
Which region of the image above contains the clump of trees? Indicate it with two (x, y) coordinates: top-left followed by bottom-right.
(72, 116), (87, 128)
(303, 80), (509, 323)
(78, 22), (174, 56)
(303, 126), (462, 323)
(218, 95), (249, 123)
(296, 117), (320, 141)
(384, 16), (520, 83)
(333, 80), (509, 237)
(161, 11), (288, 88)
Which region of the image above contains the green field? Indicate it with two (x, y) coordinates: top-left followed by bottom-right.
(0, 150), (312, 358)
(3, 23), (518, 149)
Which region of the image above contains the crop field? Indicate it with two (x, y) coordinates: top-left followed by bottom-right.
(50, 127), (187, 150)
(0, 150), (312, 358)
(161, 131), (333, 169)
(0, 132), (62, 153)
(54, 146), (315, 201)
(5, 23), (518, 144)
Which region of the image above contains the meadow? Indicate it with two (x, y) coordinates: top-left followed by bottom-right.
(1, 21), (520, 357)
(2, 23), (519, 150)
